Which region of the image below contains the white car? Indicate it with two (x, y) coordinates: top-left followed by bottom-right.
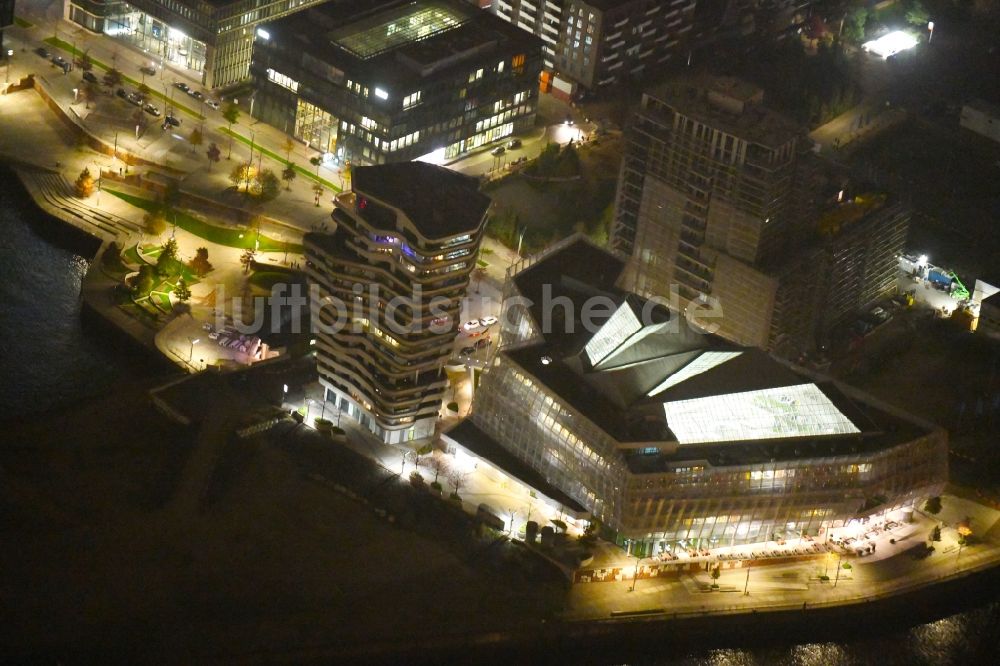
(205, 99), (220, 110)
(479, 315), (498, 327)
(463, 320), (482, 331)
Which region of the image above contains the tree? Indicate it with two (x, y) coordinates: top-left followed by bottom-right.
(222, 102), (240, 159)
(161, 237), (178, 261)
(73, 167), (95, 198)
(425, 455), (450, 484)
(240, 248), (256, 274)
(905, 0), (930, 27)
(924, 496), (942, 514)
(258, 169), (281, 202)
(206, 143), (221, 170)
(173, 277), (191, 302)
(143, 209), (167, 236)
(710, 565), (721, 588)
(843, 7), (869, 43)
(132, 264), (156, 296)
(312, 182), (324, 207)
(188, 128), (203, 155)
(447, 470), (469, 495)
(102, 67), (123, 90)
(931, 525), (942, 542)
(188, 247), (213, 276)
(230, 162), (254, 191)
(281, 163), (297, 190)
(81, 81), (98, 109)
(76, 50), (93, 72)
(282, 136), (295, 162)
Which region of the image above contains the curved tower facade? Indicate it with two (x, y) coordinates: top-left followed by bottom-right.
(306, 163), (490, 443)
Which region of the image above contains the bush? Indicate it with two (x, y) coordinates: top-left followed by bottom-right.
(409, 471), (424, 486)
(430, 481), (443, 493)
(924, 496), (942, 514)
(447, 401), (459, 412)
(842, 562), (852, 570)
(449, 492), (461, 502)
(818, 575), (830, 582)
(313, 417), (333, 431)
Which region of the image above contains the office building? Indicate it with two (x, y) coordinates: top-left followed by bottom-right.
(489, 0), (695, 94)
(451, 236), (947, 553)
(611, 75), (907, 355)
(305, 162), (490, 443)
(250, 0), (542, 165)
(64, 0), (328, 88)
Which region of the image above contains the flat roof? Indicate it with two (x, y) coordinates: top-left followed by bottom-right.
(330, 0), (471, 60)
(644, 75), (802, 150)
(352, 162), (491, 239)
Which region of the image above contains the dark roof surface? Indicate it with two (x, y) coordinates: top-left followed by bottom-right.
(497, 236), (935, 452)
(353, 162), (491, 239)
(445, 420), (588, 514)
(260, 0), (541, 91)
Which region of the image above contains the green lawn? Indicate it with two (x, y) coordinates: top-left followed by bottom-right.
(105, 189), (304, 254)
(249, 270), (297, 292)
(219, 127), (341, 192)
(123, 243), (147, 266)
(14, 16), (32, 28)
(43, 37), (204, 120)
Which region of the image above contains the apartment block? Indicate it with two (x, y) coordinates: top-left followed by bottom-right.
(305, 162), (490, 443)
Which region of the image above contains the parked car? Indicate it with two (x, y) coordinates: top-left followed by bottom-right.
(462, 320), (482, 331)
(490, 146), (505, 156)
(506, 138), (521, 149)
(51, 56), (67, 68)
(126, 92), (143, 106)
(173, 81), (190, 93)
(139, 65), (157, 76)
(144, 103), (161, 117)
(188, 89), (204, 101)
(460, 346), (476, 356)
(164, 115), (181, 127)
(82, 71), (99, 84)
(35, 47), (50, 58)
(474, 337), (491, 349)
(479, 315), (498, 327)
(116, 88), (128, 99)
(205, 99), (220, 110)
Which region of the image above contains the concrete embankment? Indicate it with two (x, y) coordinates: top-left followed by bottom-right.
(326, 564), (1000, 665)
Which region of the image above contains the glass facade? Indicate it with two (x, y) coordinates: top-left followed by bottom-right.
(464, 240), (949, 550)
(99, 3), (207, 73)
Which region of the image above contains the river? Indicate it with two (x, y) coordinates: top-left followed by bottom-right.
(0, 169), (153, 421)
(0, 169), (997, 662)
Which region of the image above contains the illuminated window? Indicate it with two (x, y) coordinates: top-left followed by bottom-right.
(267, 68), (299, 92)
(647, 351), (743, 396)
(584, 302), (641, 365)
(512, 54), (525, 74)
(403, 91), (422, 109)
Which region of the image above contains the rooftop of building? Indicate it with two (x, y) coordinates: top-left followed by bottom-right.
(351, 162), (492, 239)
(495, 236), (937, 460)
(257, 0), (541, 90)
(643, 74), (802, 149)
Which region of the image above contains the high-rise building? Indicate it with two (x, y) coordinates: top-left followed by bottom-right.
(305, 162), (490, 444)
(64, 0), (328, 88)
(250, 0), (542, 165)
(611, 75), (908, 355)
(448, 236), (947, 554)
(489, 0), (695, 96)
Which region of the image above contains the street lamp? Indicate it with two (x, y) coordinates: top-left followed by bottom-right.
(72, 87), (79, 103)
(188, 337), (200, 363)
(927, 21), (935, 44)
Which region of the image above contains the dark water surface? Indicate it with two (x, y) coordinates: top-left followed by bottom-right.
(1, 169), (998, 663)
(0, 171), (150, 420)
